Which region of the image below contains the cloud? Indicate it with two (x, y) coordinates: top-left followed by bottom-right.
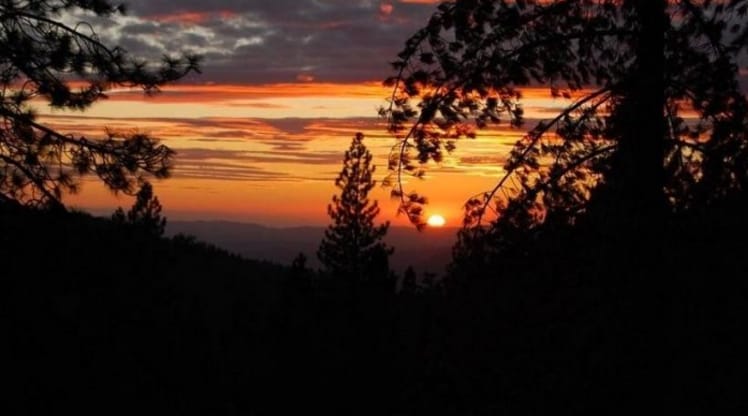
(175, 163), (294, 182)
(99, 82), (389, 102)
(69, 0), (439, 84)
(40, 113), (407, 182)
(174, 147), (343, 181)
(458, 155), (509, 166)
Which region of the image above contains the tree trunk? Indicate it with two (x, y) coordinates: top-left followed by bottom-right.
(618, 0), (667, 234)
(605, 0), (669, 410)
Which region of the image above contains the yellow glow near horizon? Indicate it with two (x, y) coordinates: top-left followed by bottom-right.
(427, 214), (446, 227)
(32, 82), (577, 226)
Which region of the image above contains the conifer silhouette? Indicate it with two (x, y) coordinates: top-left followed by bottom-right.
(112, 181), (166, 237)
(318, 133), (393, 282)
(0, 0), (200, 209)
(382, 0), (748, 232)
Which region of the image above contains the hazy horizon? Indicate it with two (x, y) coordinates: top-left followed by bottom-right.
(164, 219), (459, 274)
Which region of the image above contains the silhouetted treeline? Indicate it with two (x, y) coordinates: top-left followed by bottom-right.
(2, 203), (415, 414)
(4, 199), (748, 414)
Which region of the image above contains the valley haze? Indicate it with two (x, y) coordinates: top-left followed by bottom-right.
(167, 221), (458, 275)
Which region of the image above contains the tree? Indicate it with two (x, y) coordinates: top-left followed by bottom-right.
(318, 133), (393, 282)
(401, 266), (418, 295)
(291, 252), (309, 272)
(286, 252), (313, 296)
(383, 3), (748, 408)
(112, 181), (166, 237)
(381, 0), (748, 240)
(0, 1), (200, 209)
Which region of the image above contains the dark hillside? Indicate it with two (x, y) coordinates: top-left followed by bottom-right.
(4, 202), (748, 414)
(2, 205), (289, 414)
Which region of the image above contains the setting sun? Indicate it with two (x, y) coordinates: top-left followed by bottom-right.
(427, 214), (446, 227)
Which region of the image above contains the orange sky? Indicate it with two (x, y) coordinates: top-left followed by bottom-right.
(36, 82), (573, 226)
(27, 0), (740, 227)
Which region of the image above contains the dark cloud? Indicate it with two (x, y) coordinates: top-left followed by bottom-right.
(177, 147), (343, 166)
(459, 155), (509, 166)
(84, 1), (439, 84)
(175, 163), (294, 182)
(42, 114), (390, 139)
(73, 2), (748, 89)
(261, 118), (315, 135)
(175, 147), (343, 181)
(262, 141), (306, 152)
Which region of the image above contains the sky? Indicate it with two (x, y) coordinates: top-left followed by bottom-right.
(37, 1), (621, 226)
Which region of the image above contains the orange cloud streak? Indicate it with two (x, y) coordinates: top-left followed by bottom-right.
(99, 82), (391, 103)
(38, 81), (677, 226)
(144, 10), (238, 25)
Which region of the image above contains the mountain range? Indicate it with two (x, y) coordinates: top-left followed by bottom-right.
(166, 221), (459, 275)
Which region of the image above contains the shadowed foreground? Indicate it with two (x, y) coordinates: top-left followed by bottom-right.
(3, 202), (748, 414)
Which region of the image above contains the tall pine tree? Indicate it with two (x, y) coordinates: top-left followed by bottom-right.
(318, 133), (393, 282)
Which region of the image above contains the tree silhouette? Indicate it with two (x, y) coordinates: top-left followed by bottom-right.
(291, 252), (309, 272)
(381, 0), (748, 235)
(0, 1), (200, 209)
(318, 133), (393, 282)
(383, 3), (748, 409)
(401, 266), (417, 295)
(112, 181), (166, 237)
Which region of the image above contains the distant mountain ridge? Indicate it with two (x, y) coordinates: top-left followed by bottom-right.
(167, 221), (459, 275)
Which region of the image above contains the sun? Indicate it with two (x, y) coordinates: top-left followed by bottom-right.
(427, 214), (446, 227)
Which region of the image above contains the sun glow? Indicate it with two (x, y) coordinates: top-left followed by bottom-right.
(427, 214), (446, 227)
(45, 82), (532, 226)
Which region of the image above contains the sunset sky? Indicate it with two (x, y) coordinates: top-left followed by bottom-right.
(36, 0), (705, 226)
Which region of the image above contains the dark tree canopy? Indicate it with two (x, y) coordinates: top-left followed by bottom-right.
(318, 133), (393, 281)
(0, 0), (200, 208)
(381, 0), (748, 233)
(112, 181), (166, 237)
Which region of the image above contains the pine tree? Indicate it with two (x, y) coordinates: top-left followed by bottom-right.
(382, 0), (748, 289)
(401, 266), (417, 295)
(112, 181), (166, 237)
(318, 133), (393, 282)
(0, 1), (200, 209)
(382, 0), (748, 230)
